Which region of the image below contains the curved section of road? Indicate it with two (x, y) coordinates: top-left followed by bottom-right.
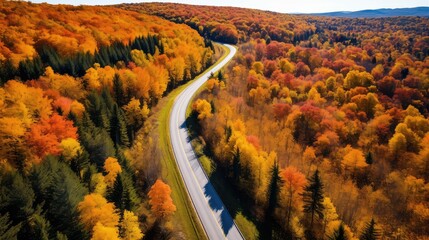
(169, 44), (242, 240)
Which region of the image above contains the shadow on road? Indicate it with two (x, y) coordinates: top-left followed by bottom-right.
(203, 182), (234, 236)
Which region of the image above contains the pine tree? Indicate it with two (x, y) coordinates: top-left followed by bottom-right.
(113, 74), (126, 107)
(359, 219), (380, 240)
(109, 172), (140, 212)
(101, 87), (115, 113)
(232, 147), (241, 184)
(0, 170), (35, 223)
(46, 157), (88, 239)
(329, 224), (348, 240)
(262, 161), (281, 240)
(302, 169), (325, 228)
(0, 213), (22, 240)
(217, 70), (224, 81)
(267, 161), (281, 217)
(32, 214), (50, 240)
(110, 103), (129, 147)
(365, 152), (373, 165)
(86, 92), (110, 132)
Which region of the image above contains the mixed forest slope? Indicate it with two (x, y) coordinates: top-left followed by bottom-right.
(0, 1), (214, 239)
(123, 2), (429, 239)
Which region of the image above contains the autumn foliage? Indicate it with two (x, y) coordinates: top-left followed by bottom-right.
(0, 1), (210, 239)
(148, 179), (177, 220)
(175, 2), (429, 238)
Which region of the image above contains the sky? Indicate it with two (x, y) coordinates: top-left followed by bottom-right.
(29, 0), (429, 13)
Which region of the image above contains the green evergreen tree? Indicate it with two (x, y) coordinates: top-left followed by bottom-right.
(365, 152), (373, 165)
(84, 128), (116, 168)
(0, 170), (35, 223)
(0, 213), (21, 240)
(110, 103), (129, 147)
(70, 149), (90, 180)
(217, 70), (224, 81)
(302, 169), (325, 228)
(0, 59), (17, 84)
(85, 92), (110, 132)
(329, 224), (348, 240)
(46, 157), (88, 239)
(113, 74), (126, 107)
(32, 214), (50, 240)
(101, 87), (115, 113)
(267, 161), (281, 217)
(359, 219), (380, 240)
(109, 172), (140, 212)
(56, 232), (68, 240)
(262, 161), (282, 240)
(232, 147), (241, 184)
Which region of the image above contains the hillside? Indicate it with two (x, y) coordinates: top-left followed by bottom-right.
(0, 1), (214, 239)
(310, 7), (429, 18)
(123, 2), (429, 239)
(0, 1), (428, 240)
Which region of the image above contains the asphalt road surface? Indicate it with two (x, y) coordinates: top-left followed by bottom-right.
(168, 44), (243, 240)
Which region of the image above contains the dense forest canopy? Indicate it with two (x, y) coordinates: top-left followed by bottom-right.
(0, 1), (214, 239)
(121, 2), (429, 239)
(0, 1), (429, 239)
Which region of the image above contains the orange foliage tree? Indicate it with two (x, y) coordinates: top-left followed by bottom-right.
(148, 179), (176, 220)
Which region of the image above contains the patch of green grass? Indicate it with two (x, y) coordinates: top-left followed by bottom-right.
(198, 155), (214, 177)
(235, 212), (259, 240)
(157, 43), (231, 240)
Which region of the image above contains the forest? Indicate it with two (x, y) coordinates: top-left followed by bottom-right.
(123, 2), (429, 240)
(0, 1), (214, 239)
(1, 1), (429, 240)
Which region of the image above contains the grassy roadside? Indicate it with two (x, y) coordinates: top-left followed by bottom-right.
(156, 43), (230, 240)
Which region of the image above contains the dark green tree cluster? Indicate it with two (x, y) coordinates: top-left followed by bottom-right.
(0, 34), (164, 83)
(78, 89), (129, 168)
(0, 157), (88, 240)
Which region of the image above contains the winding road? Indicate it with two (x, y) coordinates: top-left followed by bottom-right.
(168, 44), (243, 240)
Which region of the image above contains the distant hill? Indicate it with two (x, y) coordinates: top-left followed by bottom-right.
(309, 7), (429, 18)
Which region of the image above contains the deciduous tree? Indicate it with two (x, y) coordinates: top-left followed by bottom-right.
(148, 179), (176, 220)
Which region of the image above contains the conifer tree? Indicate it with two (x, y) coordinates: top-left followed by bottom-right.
(109, 172), (140, 212)
(263, 161), (281, 240)
(329, 224), (348, 240)
(46, 157), (88, 239)
(0, 170), (35, 223)
(359, 219), (380, 240)
(267, 161), (281, 217)
(365, 152), (373, 165)
(0, 213), (22, 240)
(232, 147), (241, 184)
(113, 74), (126, 107)
(302, 169), (325, 228)
(110, 103), (129, 147)
(32, 214), (51, 240)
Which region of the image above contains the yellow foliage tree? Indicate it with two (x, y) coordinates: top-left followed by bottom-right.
(90, 173), (107, 196)
(91, 222), (120, 240)
(122, 98), (149, 130)
(39, 67), (85, 99)
(193, 99), (213, 120)
(342, 148), (368, 172)
(322, 197), (339, 235)
(121, 210), (143, 240)
(78, 193), (120, 230)
(104, 157), (122, 188)
(60, 138), (82, 161)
